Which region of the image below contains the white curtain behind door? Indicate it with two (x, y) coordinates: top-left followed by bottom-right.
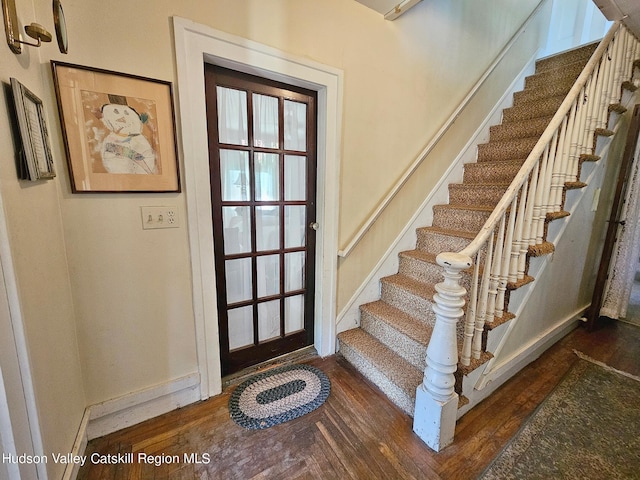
(217, 87), (308, 348)
(600, 130), (640, 319)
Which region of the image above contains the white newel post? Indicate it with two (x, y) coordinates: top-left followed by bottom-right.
(413, 252), (471, 451)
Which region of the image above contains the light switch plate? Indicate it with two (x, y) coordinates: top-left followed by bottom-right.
(141, 206), (179, 229)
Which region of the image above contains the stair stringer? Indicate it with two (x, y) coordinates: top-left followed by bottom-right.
(335, 52), (538, 334)
(455, 86), (640, 418)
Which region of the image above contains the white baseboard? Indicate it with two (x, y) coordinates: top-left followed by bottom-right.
(62, 373), (201, 479)
(86, 373), (200, 441)
(62, 409), (90, 480)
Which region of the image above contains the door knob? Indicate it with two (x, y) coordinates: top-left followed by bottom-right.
(309, 222), (319, 231)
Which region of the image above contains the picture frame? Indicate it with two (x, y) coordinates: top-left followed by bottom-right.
(10, 78), (56, 181)
(51, 62), (180, 193)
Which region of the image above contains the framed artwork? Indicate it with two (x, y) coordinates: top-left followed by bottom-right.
(10, 78), (56, 181)
(51, 62), (180, 192)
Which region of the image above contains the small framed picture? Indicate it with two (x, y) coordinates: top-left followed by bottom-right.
(10, 78), (56, 181)
(51, 62), (180, 193)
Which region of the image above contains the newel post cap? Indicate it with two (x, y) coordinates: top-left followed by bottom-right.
(435, 252), (473, 271)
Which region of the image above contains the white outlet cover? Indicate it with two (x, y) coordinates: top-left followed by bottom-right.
(141, 206), (180, 229)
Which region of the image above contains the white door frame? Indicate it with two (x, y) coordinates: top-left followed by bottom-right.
(0, 188), (45, 479)
(173, 17), (343, 398)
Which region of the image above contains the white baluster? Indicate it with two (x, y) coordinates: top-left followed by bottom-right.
(496, 199), (517, 319)
(520, 160), (539, 275)
(610, 28), (626, 109)
(559, 100), (578, 191)
(622, 29), (632, 84)
(633, 33), (640, 70)
(581, 70), (597, 155)
(541, 130), (559, 239)
(473, 235), (494, 360)
(612, 29), (628, 104)
(569, 85), (587, 179)
(585, 58), (605, 145)
(598, 31), (621, 128)
(510, 182), (528, 282)
(488, 216), (506, 320)
(598, 35), (616, 129)
(550, 115), (569, 212)
(461, 253), (480, 367)
(533, 143), (551, 244)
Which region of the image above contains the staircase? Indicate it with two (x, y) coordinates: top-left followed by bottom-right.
(337, 24), (640, 434)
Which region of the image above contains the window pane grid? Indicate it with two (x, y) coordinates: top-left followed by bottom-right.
(211, 67), (316, 371)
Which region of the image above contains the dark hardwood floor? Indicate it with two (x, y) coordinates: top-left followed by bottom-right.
(77, 319), (640, 480)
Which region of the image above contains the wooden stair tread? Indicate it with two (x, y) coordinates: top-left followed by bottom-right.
(338, 329), (423, 395)
(450, 182), (512, 188)
(579, 153), (601, 162)
(528, 241), (555, 257)
(457, 351), (493, 377)
(470, 157), (529, 166)
(381, 274), (436, 300)
(609, 103), (627, 114)
(489, 117), (552, 141)
(485, 310), (516, 330)
(433, 203), (495, 212)
(565, 181), (587, 190)
(501, 95), (566, 123)
(507, 274), (535, 290)
(595, 127), (615, 137)
(547, 210), (570, 221)
(534, 42), (597, 72)
(478, 136), (540, 148)
(399, 249), (437, 264)
(417, 225), (479, 239)
(361, 300), (432, 345)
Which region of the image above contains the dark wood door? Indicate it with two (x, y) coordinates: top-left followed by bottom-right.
(204, 65), (318, 375)
(587, 103), (640, 330)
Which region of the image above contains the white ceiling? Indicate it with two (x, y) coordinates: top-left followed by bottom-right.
(354, 0), (423, 20)
(590, 0), (640, 36)
(357, 0), (640, 35)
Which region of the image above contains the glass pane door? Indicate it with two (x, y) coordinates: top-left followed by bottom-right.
(205, 65), (317, 375)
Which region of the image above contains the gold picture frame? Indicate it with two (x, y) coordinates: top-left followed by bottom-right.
(10, 77), (56, 181)
(51, 62), (180, 193)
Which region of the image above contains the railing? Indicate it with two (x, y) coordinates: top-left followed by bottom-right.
(338, 0), (548, 258)
(414, 22), (640, 451)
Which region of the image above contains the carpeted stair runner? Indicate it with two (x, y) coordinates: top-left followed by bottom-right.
(337, 42), (628, 416)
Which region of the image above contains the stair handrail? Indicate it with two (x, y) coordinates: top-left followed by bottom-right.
(338, 0), (548, 258)
(458, 21), (622, 261)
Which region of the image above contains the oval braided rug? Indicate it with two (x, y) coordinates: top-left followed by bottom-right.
(229, 364), (330, 429)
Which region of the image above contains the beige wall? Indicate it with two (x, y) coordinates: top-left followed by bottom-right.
(56, 0), (545, 402)
(0, 1), (85, 478)
(0, 0), (548, 464)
